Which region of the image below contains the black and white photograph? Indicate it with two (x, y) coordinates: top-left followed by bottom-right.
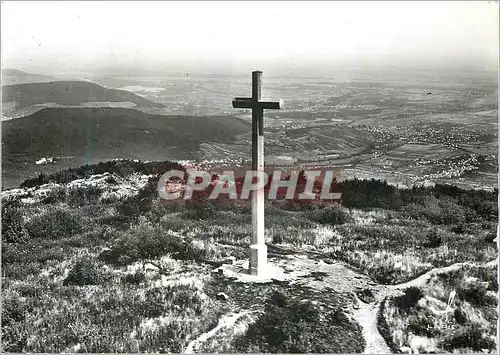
(1, 1), (498, 353)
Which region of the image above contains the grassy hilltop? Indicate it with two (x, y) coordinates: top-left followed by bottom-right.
(1, 160), (498, 353)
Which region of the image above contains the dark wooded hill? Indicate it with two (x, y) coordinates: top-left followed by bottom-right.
(2, 107), (249, 188)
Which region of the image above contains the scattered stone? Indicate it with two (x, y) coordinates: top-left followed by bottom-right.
(35, 157), (55, 165)
(353, 303), (359, 310)
(224, 256), (237, 265)
(309, 271), (328, 281)
(356, 288), (375, 304)
(144, 263), (159, 272)
(216, 292), (229, 301)
(400, 346), (412, 354)
(323, 258), (335, 265)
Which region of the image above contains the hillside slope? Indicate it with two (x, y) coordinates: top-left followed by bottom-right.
(2, 107), (249, 188)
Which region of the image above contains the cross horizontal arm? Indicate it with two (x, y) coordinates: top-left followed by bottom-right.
(232, 98), (283, 110)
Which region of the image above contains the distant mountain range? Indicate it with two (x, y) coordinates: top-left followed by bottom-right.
(2, 68), (57, 86)
(2, 107), (250, 188)
(2, 81), (164, 118)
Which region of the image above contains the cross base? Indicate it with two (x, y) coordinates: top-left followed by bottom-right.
(248, 244), (267, 276)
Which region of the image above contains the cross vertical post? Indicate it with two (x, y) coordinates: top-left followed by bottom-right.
(251, 71), (265, 275)
(232, 71), (283, 276)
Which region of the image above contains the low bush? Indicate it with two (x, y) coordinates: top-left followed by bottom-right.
(63, 256), (110, 286)
(424, 229), (443, 248)
(40, 186), (66, 204)
(2, 206), (30, 243)
(457, 280), (497, 307)
(99, 218), (187, 266)
(67, 186), (103, 206)
(183, 193), (216, 220)
(116, 182), (157, 218)
(393, 287), (424, 312)
(453, 307), (468, 324)
(440, 324), (496, 352)
(25, 208), (83, 240)
(310, 204), (351, 225)
(407, 310), (439, 337)
(401, 197), (469, 226)
(472, 267), (498, 292)
(120, 270), (147, 285)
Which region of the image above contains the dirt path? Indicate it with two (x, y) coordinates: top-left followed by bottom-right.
(391, 258), (498, 290)
(352, 295), (392, 354)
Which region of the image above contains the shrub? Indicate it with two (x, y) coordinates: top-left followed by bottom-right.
(184, 238), (222, 262)
(67, 186), (103, 206)
(116, 181), (157, 218)
(457, 281), (497, 307)
(407, 311), (439, 337)
(26, 208), (83, 239)
(440, 324), (496, 352)
(472, 267), (498, 292)
(40, 186), (66, 204)
(311, 204), (351, 225)
(2, 207), (30, 243)
(454, 307), (468, 324)
(401, 197), (467, 226)
(424, 229), (443, 248)
(337, 178), (397, 209)
(483, 231), (497, 244)
(437, 199), (467, 225)
(393, 287), (424, 312)
(183, 193), (215, 220)
(99, 218), (187, 266)
(121, 270), (147, 285)
(20, 172), (50, 188)
(141, 284), (207, 318)
(63, 256), (110, 286)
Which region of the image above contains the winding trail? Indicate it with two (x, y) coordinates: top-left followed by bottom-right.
(391, 258), (498, 290)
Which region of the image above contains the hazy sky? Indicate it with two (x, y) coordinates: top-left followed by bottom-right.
(1, 1), (499, 75)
